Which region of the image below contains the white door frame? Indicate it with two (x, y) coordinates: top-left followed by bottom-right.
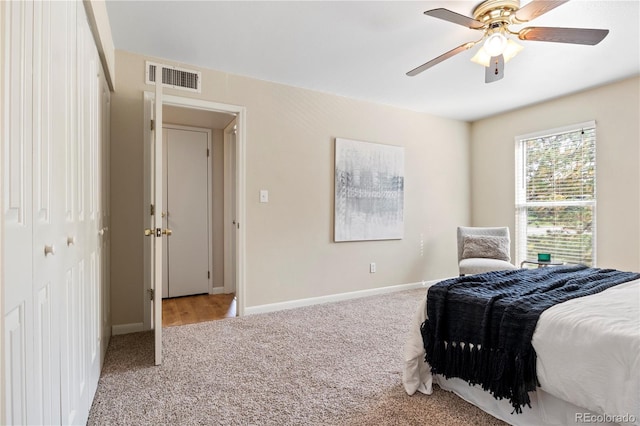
(143, 93), (246, 330)
(0, 1), (5, 418)
(162, 124), (214, 297)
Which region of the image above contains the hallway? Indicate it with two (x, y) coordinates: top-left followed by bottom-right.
(162, 293), (236, 327)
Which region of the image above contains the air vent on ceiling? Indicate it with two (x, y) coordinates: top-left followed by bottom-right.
(146, 61), (201, 93)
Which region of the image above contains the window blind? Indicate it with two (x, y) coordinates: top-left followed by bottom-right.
(515, 121), (596, 266)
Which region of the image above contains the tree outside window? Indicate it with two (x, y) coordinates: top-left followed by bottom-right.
(515, 122), (596, 266)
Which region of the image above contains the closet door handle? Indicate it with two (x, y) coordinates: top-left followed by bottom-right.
(67, 236), (75, 246)
(44, 245), (56, 256)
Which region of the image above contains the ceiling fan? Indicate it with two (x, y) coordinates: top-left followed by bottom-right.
(407, 0), (609, 83)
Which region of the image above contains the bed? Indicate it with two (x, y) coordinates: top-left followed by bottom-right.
(403, 266), (640, 426)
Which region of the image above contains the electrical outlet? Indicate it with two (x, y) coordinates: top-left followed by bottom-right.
(370, 262), (376, 273)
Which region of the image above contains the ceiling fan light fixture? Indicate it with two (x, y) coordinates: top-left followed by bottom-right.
(503, 39), (524, 61)
(471, 39), (524, 66)
(484, 32), (508, 56)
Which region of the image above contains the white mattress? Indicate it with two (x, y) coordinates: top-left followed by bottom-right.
(403, 278), (640, 426)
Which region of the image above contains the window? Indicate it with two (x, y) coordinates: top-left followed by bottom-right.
(515, 121), (596, 266)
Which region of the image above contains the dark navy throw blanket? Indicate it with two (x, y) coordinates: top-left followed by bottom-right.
(420, 265), (640, 413)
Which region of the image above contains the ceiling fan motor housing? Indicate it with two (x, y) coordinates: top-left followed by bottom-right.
(473, 0), (520, 26)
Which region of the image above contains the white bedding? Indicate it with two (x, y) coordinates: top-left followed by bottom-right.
(403, 278), (640, 425)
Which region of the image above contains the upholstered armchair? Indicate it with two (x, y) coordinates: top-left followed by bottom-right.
(457, 226), (517, 276)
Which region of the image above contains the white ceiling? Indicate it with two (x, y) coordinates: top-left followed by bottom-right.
(105, 1), (640, 122)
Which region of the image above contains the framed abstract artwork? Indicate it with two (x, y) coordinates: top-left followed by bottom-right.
(334, 138), (404, 242)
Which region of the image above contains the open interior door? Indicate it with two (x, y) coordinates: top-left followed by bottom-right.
(145, 74), (165, 365)
(153, 76), (164, 365)
(223, 119), (238, 295)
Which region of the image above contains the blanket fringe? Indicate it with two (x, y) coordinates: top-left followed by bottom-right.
(421, 321), (537, 413)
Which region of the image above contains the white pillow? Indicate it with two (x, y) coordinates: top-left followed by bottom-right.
(462, 235), (510, 262)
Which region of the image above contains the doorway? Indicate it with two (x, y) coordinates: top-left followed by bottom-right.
(143, 93), (247, 336)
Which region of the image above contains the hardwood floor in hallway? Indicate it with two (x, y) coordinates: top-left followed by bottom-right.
(162, 293), (236, 327)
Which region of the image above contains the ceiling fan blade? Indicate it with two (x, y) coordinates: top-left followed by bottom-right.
(514, 0), (570, 23)
(485, 55), (504, 83)
(406, 43), (474, 77)
(424, 8), (484, 29)
(518, 27), (609, 45)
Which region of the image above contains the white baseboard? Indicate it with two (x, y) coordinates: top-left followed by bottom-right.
(111, 322), (144, 336)
(244, 280), (441, 316)
(210, 286), (225, 295)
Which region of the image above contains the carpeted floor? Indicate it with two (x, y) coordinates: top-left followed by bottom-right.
(88, 288), (507, 425)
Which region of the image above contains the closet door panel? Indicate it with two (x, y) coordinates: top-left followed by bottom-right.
(33, 1), (52, 224)
(4, 306), (26, 424)
(99, 70), (111, 363)
(59, 2), (82, 424)
(32, 2), (63, 423)
(78, 7), (101, 405)
(34, 284), (54, 424)
(74, 6), (98, 420)
(3, 0), (33, 304)
(76, 258), (88, 422)
(60, 268), (79, 425)
(4, 0), (31, 225)
(86, 40), (101, 399)
(3, 1), (33, 423)
(64, 0), (77, 226)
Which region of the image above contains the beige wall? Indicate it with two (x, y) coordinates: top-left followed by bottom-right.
(110, 49), (471, 326)
(470, 76), (640, 271)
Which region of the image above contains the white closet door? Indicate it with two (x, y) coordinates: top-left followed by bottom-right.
(31, 2), (64, 424)
(99, 66), (112, 365)
(59, 2), (81, 423)
(3, 1), (34, 423)
(3, 2), (107, 424)
(81, 5), (102, 404)
(166, 129), (210, 298)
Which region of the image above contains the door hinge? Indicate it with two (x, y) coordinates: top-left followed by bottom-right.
(150, 204), (155, 216)
(207, 148), (210, 157)
(148, 288), (155, 300)
(208, 271), (210, 279)
(150, 119), (155, 131)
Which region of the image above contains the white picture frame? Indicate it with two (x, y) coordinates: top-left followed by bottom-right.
(334, 138), (404, 242)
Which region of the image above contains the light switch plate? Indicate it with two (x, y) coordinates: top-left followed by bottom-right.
(260, 190), (269, 203)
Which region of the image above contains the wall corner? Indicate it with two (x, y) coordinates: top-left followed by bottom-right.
(83, 0), (116, 91)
